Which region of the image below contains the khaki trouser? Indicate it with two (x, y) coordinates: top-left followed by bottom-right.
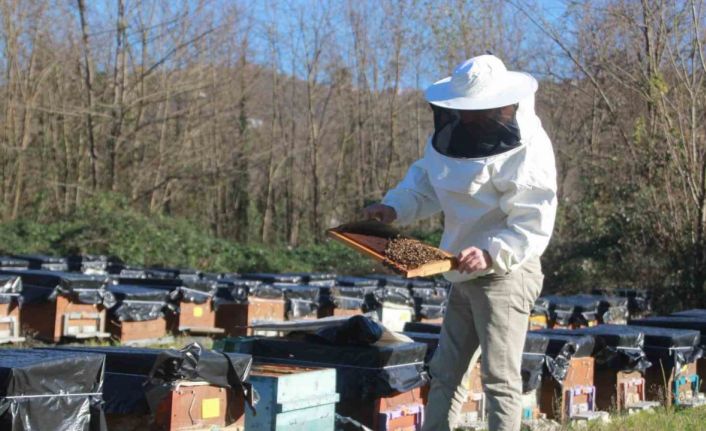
(422, 258), (543, 431)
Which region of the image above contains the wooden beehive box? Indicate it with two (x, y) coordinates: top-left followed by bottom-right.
(168, 300), (223, 335)
(215, 298), (287, 337)
(245, 363), (339, 431)
(644, 360), (699, 407)
(152, 381), (240, 431)
(20, 295), (109, 343)
(539, 356), (595, 422)
(107, 317), (169, 344)
(327, 223), (456, 278)
(0, 299), (23, 343)
(337, 386), (423, 431)
(592, 369), (655, 413)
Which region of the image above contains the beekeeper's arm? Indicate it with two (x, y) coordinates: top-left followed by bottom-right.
(380, 160), (441, 226)
(488, 140), (558, 274)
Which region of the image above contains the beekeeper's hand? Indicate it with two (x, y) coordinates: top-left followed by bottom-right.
(361, 203), (397, 224)
(457, 247), (492, 273)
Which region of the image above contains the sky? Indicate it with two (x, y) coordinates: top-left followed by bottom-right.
(88, 0), (574, 90)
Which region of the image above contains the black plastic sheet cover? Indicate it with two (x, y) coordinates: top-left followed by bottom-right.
(289, 298), (318, 318)
(402, 331), (440, 363)
(266, 284), (319, 318)
(307, 278), (337, 287)
(228, 335), (428, 400)
(531, 297), (551, 317)
(38, 345), (160, 415)
(248, 284), (286, 299)
(571, 325), (652, 372)
(626, 324), (701, 348)
(330, 286), (379, 312)
(289, 272), (337, 283)
(0, 349), (106, 431)
(116, 277), (182, 290)
(178, 279), (218, 304)
(434, 278), (452, 289)
(0, 294), (17, 305)
(143, 267), (186, 280)
(335, 413), (374, 431)
(523, 331), (550, 354)
(12, 254), (68, 271)
(102, 372), (150, 414)
(107, 284), (171, 322)
(331, 285), (378, 300)
(1, 269), (114, 307)
(593, 288), (651, 315)
(0, 257), (29, 270)
(336, 276), (379, 288)
(672, 309), (706, 318)
(543, 295), (601, 326)
(411, 286), (447, 319)
(67, 255), (115, 274)
(147, 343), (256, 417)
(529, 329), (595, 382)
(312, 315), (384, 345)
(633, 316), (706, 348)
(529, 330), (595, 358)
(573, 294), (628, 324)
(213, 278), (260, 307)
(333, 296), (366, 310)
(409, 278), (436, 289)
(521, 353), (545, 393)
(373, 286), (415, 307)
(403, 322), (441, 334)
(242, 273), (303, 284)
(43, 344), (254, 416)
(277, 284), (319, 301)
(106, 264), (148, 278)
(114, 276), (213, 304)
(411, 287), (447, 306)
(0, 275), (21, 303)
(142, 267), (201, 283)
(418, 304), (445, 320)
(154, 268), (199, 280)
(627, 324), (702, 369)
(364, 274), (409, 287)
(147, 343), (253, 403)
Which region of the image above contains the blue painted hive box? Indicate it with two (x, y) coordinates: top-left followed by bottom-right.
(245, 363), (339, 431)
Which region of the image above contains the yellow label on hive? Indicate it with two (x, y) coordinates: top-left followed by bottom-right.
(193, 306), (203, 317)
(201, 398), (220, 419)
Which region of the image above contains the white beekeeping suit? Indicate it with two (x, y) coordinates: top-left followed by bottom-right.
(382, 92), (557, 282)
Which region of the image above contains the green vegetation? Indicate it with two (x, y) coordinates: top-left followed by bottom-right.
(0, 194), (374, 275)
(580, 406), (706, 431)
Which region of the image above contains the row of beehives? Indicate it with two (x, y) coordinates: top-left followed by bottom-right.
(0, 252), (655, 346)
(1, 316), (431, 431)
(528, 290), (652, 330)
(3, 310), (706, 431)
(0, 254), (451, 345)
(0, 342), (293, 431)
(212, 308), (706, 430)
(403, 313), (706, 429)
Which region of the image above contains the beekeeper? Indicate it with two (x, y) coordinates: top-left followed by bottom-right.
(363, 54), (557, 431)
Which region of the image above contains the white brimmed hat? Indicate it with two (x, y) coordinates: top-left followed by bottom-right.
(425, 55), (537, 110)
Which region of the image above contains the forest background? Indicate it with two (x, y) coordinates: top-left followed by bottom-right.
(0, 0), (704, 312)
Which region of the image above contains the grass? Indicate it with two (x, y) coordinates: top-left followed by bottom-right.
(578, 406), (706, 431)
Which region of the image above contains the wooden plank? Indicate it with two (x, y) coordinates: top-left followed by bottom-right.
(327, 230), (391, 263)
(406, 259), (456, 278)
(327, 229), (457, 278)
